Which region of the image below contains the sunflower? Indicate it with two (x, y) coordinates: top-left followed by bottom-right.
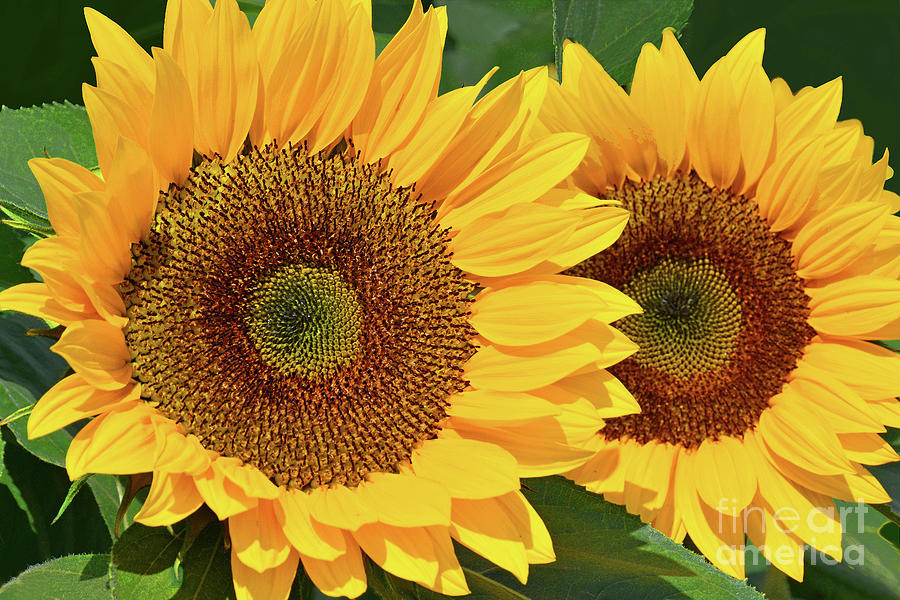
(0, 0), (641, 598)
(539, 30), (900, 580)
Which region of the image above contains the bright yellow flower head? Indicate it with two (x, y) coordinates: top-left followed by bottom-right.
(0, 0), (641, 598)
(539, 30), (900, 580)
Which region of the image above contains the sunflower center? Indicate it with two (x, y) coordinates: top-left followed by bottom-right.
(566, 173), (815, 449)
(619, 256), (741, 379)
(245, 264), (362, 376)
(121, 142), (476, 489)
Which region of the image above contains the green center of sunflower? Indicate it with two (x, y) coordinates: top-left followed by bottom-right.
(619, 257), (740, 379)
(245, 264), (362, 376)
(121, 142), (476, 489)
(566, 173), (815, 449)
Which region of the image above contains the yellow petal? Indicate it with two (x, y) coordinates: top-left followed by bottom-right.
(759, 393), (855, 475)
(264, 0), (347, 146)
(449, 415), (596, 477)
(560, 42), (657, 180)
(134, 471), (204, 527)
(353, 4), (446, 162)
(449, 495), (529, 584)
(440, 133), (589, 231)
(412, 437), (519, 500)
(184, 0), (257, 161)
(352, 523), (447, 589)
(631, 40), (686, 176)
(793, 202), (889, 280)
(194, 458), (258, 519)
(806, 276), (900, 337)
(801, 337), (900, 400)
(838, 433), (899, 466)
(299, 535), (367, 599)
(28, 158), (103, 238)
(449, 203), (579, 278)
(105, 136), (159, 244)
(232, 547), (299, 600)
(21, 237), (91, 312)
(230, 499), (293, 572)
(692, 436), (757, 515)
(465, 320), (637, 392)
(28, 373), (139, 439)
(149, 48), (194, 186)
(307, 2), (374, 151)
(308, 484), (378, 531)
(353, 472), (451, 528)
(387, 72), (493, 187)
(623, 441), (675, 517)
(0, 283), (88, 326)
(776, 77), (842, 150)
(84, 7), (153, 89)
(415, 75), (533, 205)
(471, 278), (610, 345)
(541, 206), (630, 271)
(789, 364), (885, 433)
(744, 496), (805, 581)
(447, 389), (562, 425)
(535, 367), (640, 419)
(163, 0), (213, 68)
(276, 489), (347, 561)
(747, 432), (843, 557)
(51, 319), (132, 391)
(688, 59), (742, 189)
(71, 190), (133, 284)
(754, 137), (824, 232)
(152, 424), (211, 475)
(673, 451), (745, 578)
(82, 84), (146, 177)
(66, 404), (161, 479)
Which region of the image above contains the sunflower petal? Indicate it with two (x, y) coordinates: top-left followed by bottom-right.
(135, 471), (204, 526)
(807, 276), (900, 337)
(231, 547), (299, 600)
(299, 535), (367, 599)
(51, 320), (131, 391)
(412, 438), (519, 500)
(276, 489), (347, 561)
(229, 499), (293, 572)
(28, 374), (138, 439)
(66, 404), (161, 479)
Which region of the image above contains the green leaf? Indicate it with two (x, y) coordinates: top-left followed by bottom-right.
(110, 523), (184, 599)
(51, 474), (92, 525)
(552, 0), (693, 84)
(438, 0), (555, 94)
(869, 428), (900, 518)
(799, 501), (900, 600)
(368, 477), (764, 600)
(0, 430), (111, 583)
(0, 310), (69, 400)
(170, 522), (235, 600)
(0, 102), (97, 231)
(0, 223), (34, 291)
(236, 0), (264, 26)
(0, 554), (112, 600)
(86, 475), (127, 539)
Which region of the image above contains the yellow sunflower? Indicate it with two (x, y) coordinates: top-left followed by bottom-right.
(0, 0), (641, 598)
(538, 30), (900, 580)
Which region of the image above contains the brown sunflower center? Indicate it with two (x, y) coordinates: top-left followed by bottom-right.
(566, 173), (815, 449)
(121, 142), (476, 489)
